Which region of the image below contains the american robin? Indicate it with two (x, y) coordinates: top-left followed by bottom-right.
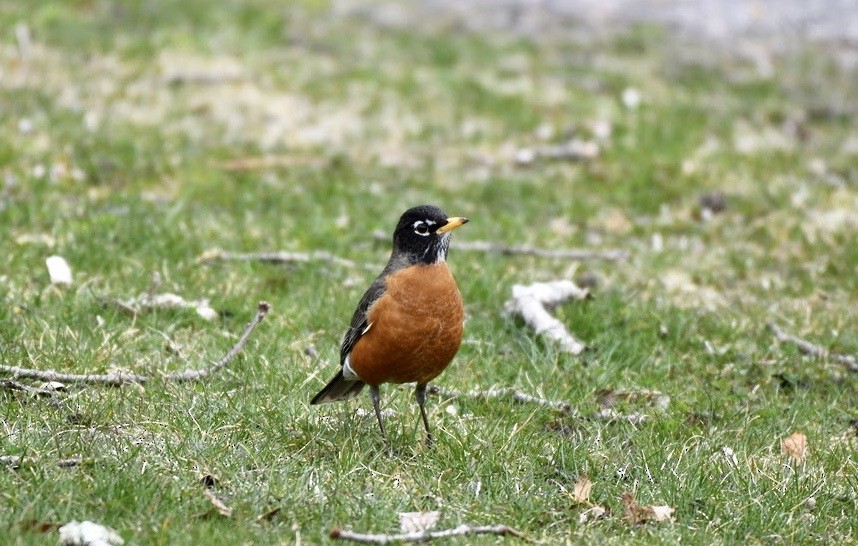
(311, 205), (469, 444)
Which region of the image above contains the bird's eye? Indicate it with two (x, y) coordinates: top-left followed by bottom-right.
(414, 222), (430, 236)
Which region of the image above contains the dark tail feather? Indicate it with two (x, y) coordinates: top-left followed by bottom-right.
(311, 370), (366, 405)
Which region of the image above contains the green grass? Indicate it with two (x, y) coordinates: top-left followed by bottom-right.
(2, 1), (857, 544)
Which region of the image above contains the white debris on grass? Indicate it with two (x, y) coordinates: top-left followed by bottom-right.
(504, 280), (589, 355)
(46, 255), (73, 285)
(58, 521), (124, 546)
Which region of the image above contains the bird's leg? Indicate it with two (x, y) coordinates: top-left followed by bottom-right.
(369, 385), (387, 440)
(415, 383), (433, 447)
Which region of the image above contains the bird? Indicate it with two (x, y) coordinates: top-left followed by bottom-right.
(311, 205), (469, 445)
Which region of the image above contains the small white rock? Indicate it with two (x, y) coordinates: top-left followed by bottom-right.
(399, 511), (440, 533)
(195, 305), (218, 321)
(622, 87), (641, 110)
(46, 256), (73, 285)
(514, 147), (537, 165)
(18, 118), (34, 134)
(590, 119), (612, 141)
(58, 520), (124, 546)
(721, 446), (738, 467)
(651, 232), (664, 253)
(535, 123), (555, 141)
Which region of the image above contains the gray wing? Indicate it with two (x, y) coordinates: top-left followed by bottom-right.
(339, 275), (387, 365)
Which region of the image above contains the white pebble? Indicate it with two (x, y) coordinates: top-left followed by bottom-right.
(46, 255), (73, 285)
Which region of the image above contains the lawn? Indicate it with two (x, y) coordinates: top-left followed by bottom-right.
(1, 1), (856, 544)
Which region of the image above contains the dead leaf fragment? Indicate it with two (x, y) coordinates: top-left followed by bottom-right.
(649, 505), (675, 522)
(571, 475), (593, 504)
(15, 232), (56, 247)
(58, 520), (124, 545)
(781, 431), (808, 463)
(399, 511), (440, 533)
(46, 256), (73, 285)
(204, 489), (232, 517)
(621, 492), (675, 524)
(578, 505), (608, 523)
(20, 519), (62, 533)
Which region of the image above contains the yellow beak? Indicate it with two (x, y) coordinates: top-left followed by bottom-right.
(436, 217), (469, 233)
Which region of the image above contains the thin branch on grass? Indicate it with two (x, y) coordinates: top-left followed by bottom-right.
(330, 524), (526, 544)
(514, 139), (600, 164)
(0, 302), (270, 386)
(769, 322), (858, 373)
(216, 155), (326, 171)
(1, 455), (84, 469)
(589, 409), (647, 425)
(428, 385), (574, 414)
(166, 73), (245, 86)
(107, 292), (219, 320)
(455, 240), (627, 261)
(373, 232), (627, 261)
(504, 280), (590, 355)
(199, 249), (369, 269)
(428, 385), (650, 423)
(1, 380), (58, 396)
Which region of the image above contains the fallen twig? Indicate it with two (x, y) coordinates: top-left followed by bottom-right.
(198, 249), (369, 269)
(216, 155), (326, 171)
(589, 409), (647, 425)
(203, 489), (233, 518)
(330, 524), (526, 544)
(1, 455), (85, 469)
(1, 379), (57, 396)
(108, 292), (219, 320)
(0, 302), (270, 386)
(373, 232), (627, 261)
(515, 139), (600, 165)
(455, 240), (627, 261)
(504, 280), (590, 355)
(769, 322), (858, 373)
(166, 73), (244, 86)
(428, 385), (574, 414)
(595, 388), (670, 410)
(428, 385), (650, 424)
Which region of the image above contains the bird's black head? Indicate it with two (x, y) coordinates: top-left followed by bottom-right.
(391, 205), (469, 265)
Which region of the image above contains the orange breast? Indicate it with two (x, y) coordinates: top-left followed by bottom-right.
(349, 263), (464, 386)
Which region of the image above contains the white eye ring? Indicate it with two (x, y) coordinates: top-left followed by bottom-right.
(413, 221), (430, 236)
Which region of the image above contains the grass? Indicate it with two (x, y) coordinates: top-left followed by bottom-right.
(2, 1), (857, 543)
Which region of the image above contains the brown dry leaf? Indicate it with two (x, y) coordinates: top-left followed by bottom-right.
(572, 475), (593, 504)
(204, 489), (232, 517)
(649, 505), (676, 522)
(621, 492), (675, 524)
(578, 505), (608, 523)
(399, 511), (440, 533)
(20, 519), (62, 533)
(781, 431), (808, 463)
